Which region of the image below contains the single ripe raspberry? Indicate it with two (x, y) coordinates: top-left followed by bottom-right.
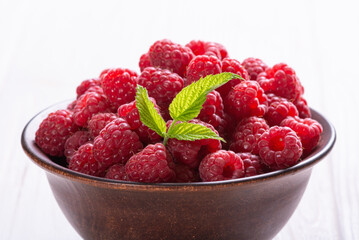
(148, 39), (194, 77)
(217, 58), (249, 98)
(186, 55), (222, 85)
(88, 113), (118, 137)
(185, 40), (228, 60)
(173, 164), (200, 183)
(69, 143), (103, 177)
(125, 143), (176, 183)
(64, 130), (93, 161)
(225, 80), (268, 121)
(139, 53), (152, 72)
(197, 90), (224, 129)
(199, 150), (245, 182)
(237, 152), (264, 177)
(105, 163), (128, 181)
(281, 116), (323, 156)
(229, 117), (269, 155)
(137, 67), (184, 111)
(211, 42), (229, 59)
(264, 94), (299, 126)
(118, 99), (162, 144)
(76, 78), (101, 98)
(166, 119), (221, 169)
(93, 118), (143, 170)
(35, 109), (78, 157)
(100, 68), (138, 109)
(258, 126), (303, 170)
(242, 58), (268, 80)
(257, 63), (304, 102)
(73, 91), (111, 127)
(294, 96), (311, 118)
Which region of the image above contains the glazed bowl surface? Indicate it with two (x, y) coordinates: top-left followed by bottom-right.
(21, 101), (336, 240)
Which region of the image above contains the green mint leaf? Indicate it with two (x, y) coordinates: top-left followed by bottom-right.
(169, 72), (241, 122)
(135, 85), (166, 137)
(167, 122), (224, 142)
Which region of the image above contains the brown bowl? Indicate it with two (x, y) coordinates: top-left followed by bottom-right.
(21, 101), (336, 240)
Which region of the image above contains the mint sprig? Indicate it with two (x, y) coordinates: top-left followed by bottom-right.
(136, 72), (242, 145)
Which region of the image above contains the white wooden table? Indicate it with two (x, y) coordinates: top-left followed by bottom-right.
(1, 0), (358, 239)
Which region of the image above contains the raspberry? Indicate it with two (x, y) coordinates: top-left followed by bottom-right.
(237, 152), (264, 177)
(118, 99), (162, 144)
(64, 130), (93, 161)
(100, 68), (138, 109)
(294, 96), (311, 118)
(257, 63), (303, 102)
(242, 58), (268, 81)
(185, 40), (228, 60)
(125, 143), (176, 183)
(139, 53), (152, 72)
(137, 67), (184, 111)
(197, 90), (224, 129)
(173, 164), (200, 183)
(88, 113), (118, 137)
(264, 94), (299, 126)
(73, 91), (111, 127)
(224, 80), (268, 121)
(148, 39), (194, 77)
(93, 118), (143, 170)
(166, 119), (221, 168)
(67, 100), (77, 111)
(281, 116), (323, 156)
(199, 150), (245, 182)
(35, 109), (78, 157)
(229, 117), (269, 155)
(258, 126), (303, 170)
(68, 143), (103, 176)
(76, 78), (101, 98)
(217, 58), (249, 98)
(105, 163), (128, 181)
(186, 55), (222, 85)
(217, 113), (235, 149)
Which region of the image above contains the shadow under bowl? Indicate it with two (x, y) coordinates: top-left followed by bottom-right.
(21, 101), (336, 240)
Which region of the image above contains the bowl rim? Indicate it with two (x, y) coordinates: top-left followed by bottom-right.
(21, 100), (336, 190)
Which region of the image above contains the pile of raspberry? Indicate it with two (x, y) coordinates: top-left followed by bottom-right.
(35, 39), (323, 183)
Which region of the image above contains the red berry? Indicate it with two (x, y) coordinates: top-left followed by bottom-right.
(118, 99), (162, 144)
(35, 109), (78, 157)
(73, 91), (111, 127)
(197, 90), (224, 130)
(225, 80), (268, 121)
(137, 67), (184, 111)
(93, 118), (143, 170)
(199, 150), (245, 182)
(105, 163), (128, 181)
(88, 113), (118, 137)
(185, 40), (228, 60)
(148, 39), (194, 77)
(217, 113), (236, 149)
(258, 126), (303, 170)
(294, 96), (311, 118)
(69, 143), (103, 176)
(173, 164), (200, 183)
(100, 68), (138, 109)
(229, 117), (269, 155)
(257, 63), (303, 102)
(242, 58), (268, 81)
(264, 94), (299, 126)
(281, 116), (322, 156)
(76, 78), (101, 99)
(186, 55), (222, 85)
(64, 130), (93, 161)
(237, 152), (264, 177)
(125, 143), (176, 183)
(139, 53), (152, 72)
(217, 58), (249, 98)
(166, 119), (221, 169)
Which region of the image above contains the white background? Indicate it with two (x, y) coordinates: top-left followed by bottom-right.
(1, 0), (358, 239)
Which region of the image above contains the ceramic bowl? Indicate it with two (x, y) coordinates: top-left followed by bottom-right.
(21, 101), (336, 240)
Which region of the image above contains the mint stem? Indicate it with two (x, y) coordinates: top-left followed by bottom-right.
(163, 120), (177, 146)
